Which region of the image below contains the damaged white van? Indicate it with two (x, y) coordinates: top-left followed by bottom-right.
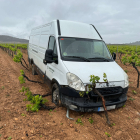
(28, 20), (129, 115)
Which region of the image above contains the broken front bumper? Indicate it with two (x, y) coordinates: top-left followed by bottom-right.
(60, 86), (128, 112)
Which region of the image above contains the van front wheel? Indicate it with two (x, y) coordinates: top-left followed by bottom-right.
(52, 83), (61, 106)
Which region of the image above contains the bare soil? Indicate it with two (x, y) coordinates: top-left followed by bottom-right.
(0, 49), (140, 140)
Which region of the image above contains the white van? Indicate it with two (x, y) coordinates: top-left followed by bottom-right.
(28, 20), (129, 113)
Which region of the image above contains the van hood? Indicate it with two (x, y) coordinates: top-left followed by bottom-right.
(63, 61), (125, 83)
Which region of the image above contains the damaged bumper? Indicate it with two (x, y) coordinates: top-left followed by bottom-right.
(60, 86), (128, 112)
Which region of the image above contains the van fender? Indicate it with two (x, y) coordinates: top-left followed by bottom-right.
(51, 78), (60, 87)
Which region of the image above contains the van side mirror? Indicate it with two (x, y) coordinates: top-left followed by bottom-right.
(112, 52), (116, 60)
(43, 49), (58, 64)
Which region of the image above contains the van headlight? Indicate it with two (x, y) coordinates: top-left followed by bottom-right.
(66, 73), (85, 91)
(124, 72), (129, 87)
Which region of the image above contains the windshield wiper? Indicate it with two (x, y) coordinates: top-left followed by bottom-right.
(64, 56), (91, 62)
(88, 57), (110, 62)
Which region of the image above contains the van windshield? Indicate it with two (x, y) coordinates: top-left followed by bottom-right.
(59, 37), (113, 62)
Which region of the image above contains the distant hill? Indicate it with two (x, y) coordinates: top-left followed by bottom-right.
(127, 41), (140, 45)
(107, 41), (140, 45)
(0, 35), (29, 44)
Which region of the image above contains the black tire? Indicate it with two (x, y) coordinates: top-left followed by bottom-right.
(52, 83), (61, 106)
(32, 64), (38, 75)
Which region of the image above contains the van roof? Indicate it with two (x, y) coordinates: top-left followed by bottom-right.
(31, 20), (102, 40)
(59, 20), (102, 40)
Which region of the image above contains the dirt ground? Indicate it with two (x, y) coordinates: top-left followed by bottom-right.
(0, 49), (140, 140)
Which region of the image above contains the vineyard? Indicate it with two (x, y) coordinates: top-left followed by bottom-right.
(0, 43), (140, 140)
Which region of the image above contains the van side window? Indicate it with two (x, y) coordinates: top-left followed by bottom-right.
(48, 36), (55, 50)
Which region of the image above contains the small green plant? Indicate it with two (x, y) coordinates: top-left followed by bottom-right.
(18, 70), (25, 84)
(8, 136), (12, 140)
(132, 90), (137, 94)
(20, 87), (48, 112)
(13, 49), (23, 62)
(40, 135), (42, 137)
(76, 118), (83, 125)
(124, 70), (128, 73)
(88, 117), (94, 124)
(23, 98), (27, 101)
(61, 123), (63, 125)
(105, 132), (111, 137)
(1, 86), (4, 89)
(129, 97), (135, 101)
(8, 110), (10, 113)
(111, 123), (115, 126)
(128, 116), (130, 119)
(0, 134), (1, 137)
(21, 113), (26, 117)
(50, 109), (52, 112)
(49, 113), (52, 115)
(122, 105), (126, 107)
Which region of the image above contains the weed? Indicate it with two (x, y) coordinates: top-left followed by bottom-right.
(0, 134), (1, 137)
(40, 135), (42, 137)
(88, 117), (94, 124)
(128, 116), (130, 119)
(124, 70), (128, 73)
(1, 86), (4, 89)
(21, 113), (26, 117)
(23, 98), (27, 101)
(50, 109), (52, 112)
(8, 110), (10, 113)
(132, 90), (137, 94)
(105, 132), (111, 137)
(8, 136), (12, 140)
(76, 118), (83, 125)
(61, 123), (63, 125)
(111, 123), (115, 126)
(129, 97), (135, 101)
(54, 110), (56, 112)
(122, 105), (126, 107)
(49, 113), (52, 115)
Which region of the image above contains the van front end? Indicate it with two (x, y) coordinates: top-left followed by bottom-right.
(59, 85), (128, 112)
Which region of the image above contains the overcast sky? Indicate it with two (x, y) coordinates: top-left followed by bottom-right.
(0, 0), (139, 44)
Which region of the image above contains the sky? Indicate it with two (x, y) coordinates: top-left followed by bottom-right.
(0, 0), (139, 44)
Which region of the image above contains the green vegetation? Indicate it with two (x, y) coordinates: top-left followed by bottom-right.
(88, 117), (94, 124)
(21, 113), (26, 117)
(129, 97), (135, 101)
(8, 136), (12, 140)
(18, 70), (25, 84)
(105, 132), (111, 137)
(20, 86), (48, 112)
(132, 90), (137, 94)
(76, 118), (83, 125)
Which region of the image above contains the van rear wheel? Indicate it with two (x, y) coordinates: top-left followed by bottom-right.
(32, 64), (37, 75)
(52, 83), (61, 106)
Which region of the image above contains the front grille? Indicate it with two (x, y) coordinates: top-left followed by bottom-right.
(90, 86), (123, 97)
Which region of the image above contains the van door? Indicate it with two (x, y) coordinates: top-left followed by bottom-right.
(46, 36), (58, 80)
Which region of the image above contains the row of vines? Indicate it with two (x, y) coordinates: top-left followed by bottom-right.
(0, 43), (55, 113)
(107, 45), (140, 88)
